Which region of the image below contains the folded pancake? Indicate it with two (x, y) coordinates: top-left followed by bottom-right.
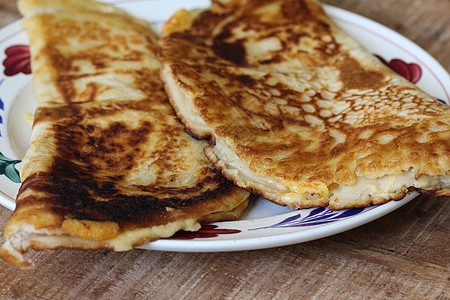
(159, 0), (450, 210)
(1, 0), (250, 269)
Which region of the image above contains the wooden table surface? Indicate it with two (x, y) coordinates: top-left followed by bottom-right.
(0, 0), (449, 299)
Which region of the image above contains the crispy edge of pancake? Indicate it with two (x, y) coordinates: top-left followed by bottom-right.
(2, 186), (249, 269)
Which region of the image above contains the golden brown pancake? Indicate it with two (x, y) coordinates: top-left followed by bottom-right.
(159, 0), (449, 210)
(1, 0), (250, 269)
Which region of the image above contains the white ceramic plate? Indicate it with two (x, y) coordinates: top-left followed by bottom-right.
(0, 0), (448, 252)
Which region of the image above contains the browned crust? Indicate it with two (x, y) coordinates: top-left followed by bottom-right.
(159, 0), (450, 210)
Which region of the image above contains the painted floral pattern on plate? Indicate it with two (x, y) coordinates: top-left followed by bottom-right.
(2, 45), (31, 76)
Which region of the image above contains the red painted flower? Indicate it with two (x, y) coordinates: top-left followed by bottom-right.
(375, 55), (422, 84)
(3, 45), (31, 76)
(169, 224), (241, 240)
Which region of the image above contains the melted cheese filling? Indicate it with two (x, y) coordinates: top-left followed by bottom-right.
(214, 138), (449, 207)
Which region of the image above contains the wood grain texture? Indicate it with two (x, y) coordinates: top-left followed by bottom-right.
(0, 0), (449, 299)
(322, 0), (450, 72)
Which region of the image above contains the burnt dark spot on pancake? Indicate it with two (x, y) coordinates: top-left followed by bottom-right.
(47, 47), (73, 73)
(212, 39), (247, 65)
(259, 56), (282, 64)
(281, 0), (312, 21)
(132, 68), (166, 97)
(37, 99), (157, 123)
(17, 98), (238, 229)
(84, 83), (99, 102)
(338, 55), (385, 90)
(34, 105), (82, 125)
(46, 104), (153, 174)
(86, 125), (95, 133)
(215, 30), (232, 41)
(92, 60), (106, 69)
(57, 81), (77, 103)
(212, 26), (247, 65)
(191, 10), (226, 36)
(235, 75), (257, 87)
(318, 21), (330, 29)
(87, 136), (96, 147)
(57, 73), (104, 82)
(17, 158), (233, 228)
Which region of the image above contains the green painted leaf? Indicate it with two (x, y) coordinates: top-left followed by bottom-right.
(5, 163), (21, 183)
(0, 152), (21, 183)
(0, 152), (12, 163)
(0, 152), (19, 164)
